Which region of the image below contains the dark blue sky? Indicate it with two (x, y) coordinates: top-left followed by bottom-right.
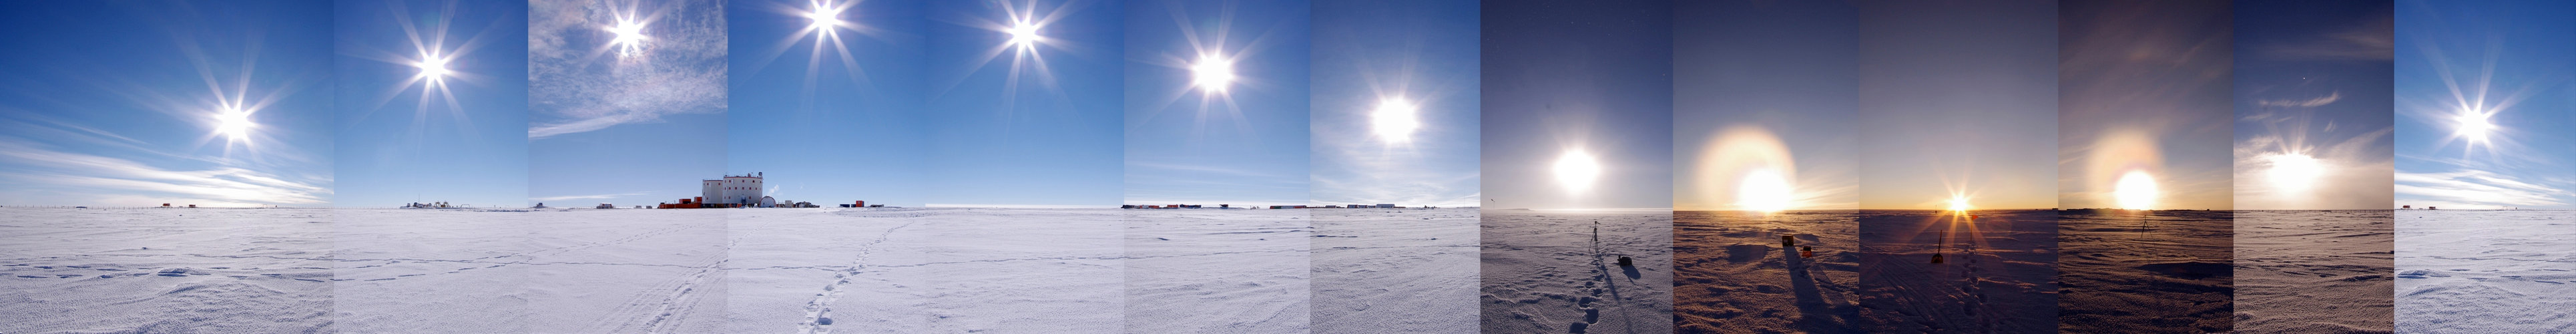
(336, 0), (529, 208)
(2235, 0), (2395, 210)
(527, 0), (729, 207)
(0, 1), (336, 207)
(2394, 0), (2576, 209)
(727, 0), (931, 207)
(2057, 0), (2234, 210)
(922, 0), (1125, 207)
(1310, 0), (1481, 208)
(1674, 0), (1857, 211)
(1856, 0), (2059, 210)
(1122, 0), (1312, 206)
(1481, 0), (1673, 210)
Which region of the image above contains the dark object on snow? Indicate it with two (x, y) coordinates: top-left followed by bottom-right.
(1615, 256), (1633, 267)
(1930, 253), (1945, 264)
(1780, 234), (1796, 247)
(1800, 246), (1814, 259)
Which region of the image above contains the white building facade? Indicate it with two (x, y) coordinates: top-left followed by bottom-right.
(705, 172), (765, 206)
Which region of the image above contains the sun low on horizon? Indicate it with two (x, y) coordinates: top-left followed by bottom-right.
(1553, 148), (1601, 197)
(2114, 170), (2159, 210)
(1690, 126), (1836, 212)
(1945, 193), (1973, 212)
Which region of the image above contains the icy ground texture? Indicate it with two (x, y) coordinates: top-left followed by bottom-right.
(1126, 208), (1312, 333)
(2056, 210), (2232, 333)
(0, 208), (334, 333)
(1311, 208), (1479, 333)
(2234, 210), (2392, 334)
(1673, 210), (1861, 333)
(2396, 210), (2576, 333)
(732, 208), (1129, 333)
(1854, 210), (2057, 333)
(1480, 210), (1672, 333)
(337, 208), (732, 333)
(5, 207), (1488, 333)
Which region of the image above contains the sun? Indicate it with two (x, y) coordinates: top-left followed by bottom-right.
(416, 57), (451, 80)
(2114, 170), (2158, 210)
(1007, 19), (1041, 48)
(606, 15), (649, 57)
(1945, 194), (1972, 212)
(1737, 168), (1792, 212)
(2266, 153), (2321, 193)
(1191, 54), (1234, 93)
(213, 106), (256, 142)
(805, 1), (842, 30)
(1554, 149), (1601, 195)
(2455, 108), (2495, 144)
(1370, 98), (1420, 143)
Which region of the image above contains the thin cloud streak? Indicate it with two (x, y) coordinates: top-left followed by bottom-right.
(0, 140), (328, 206)
(527, 0), (728, 140)
(2395, 170), (2571, 208)
(2256, 92), (2342, 108)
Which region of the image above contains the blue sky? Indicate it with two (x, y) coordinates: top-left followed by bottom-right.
(922, 0), (1125, 208)
(2057, 0), (2234, 210)
(526, 0), (729, 207)
(727, 0), (930, 207)
(335, 0), (528, 208)
(1122, 0), (1311, 206)
(1674, 0), (1857, 212)
(1856, 1), (2058, 210)
(2393, 0), (2576, 210)
(0, 1), (335, 208)
(2235, 0), (2394, 210)
(1309, 0), (1479, 208)
(1481, 0), (1672, 210)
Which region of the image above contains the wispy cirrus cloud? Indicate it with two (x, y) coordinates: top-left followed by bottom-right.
(527, 0), (728, 139)
(0, 139), (328, 207)
(2395, 170), (2573, 209)
(2256, 91), (2342, 108)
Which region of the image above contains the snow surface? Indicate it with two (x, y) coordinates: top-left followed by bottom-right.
(0, 208), (335, 333)
(1673, 210), (1860, 333)
(2396, 210), (2576, 333)
(1480, 210), (1673, 333)
(1, 207), (1481, 333)
(1311, 208), (1480, 333)
(2056, 209), (2232, 333)
(1123, 208), (1312, 333)
(1854, 209), (2056, 333)
(2235, 210), (2392, 334)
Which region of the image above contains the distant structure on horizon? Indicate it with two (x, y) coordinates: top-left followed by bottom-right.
(703, 172), (770, 207)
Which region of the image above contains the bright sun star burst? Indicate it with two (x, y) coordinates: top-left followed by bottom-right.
(1945, 194), (1972, 212)
(2115, 170), (2158, 210)
(1370, 98), (1419, 143)
(1007, 19), (1041, 47)
(1555, 149), (1601, 195)
(806, 1), (841, 29)
(417, 56), (451, 79)
(1191, 54), (1234, 93)
(2266, 152), (2321, 193)
(2455, 108), (2495, 144)
(606, 15), (648, 57)
(1738, 168), (1792, 212)
(214, 106), (256, 142)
